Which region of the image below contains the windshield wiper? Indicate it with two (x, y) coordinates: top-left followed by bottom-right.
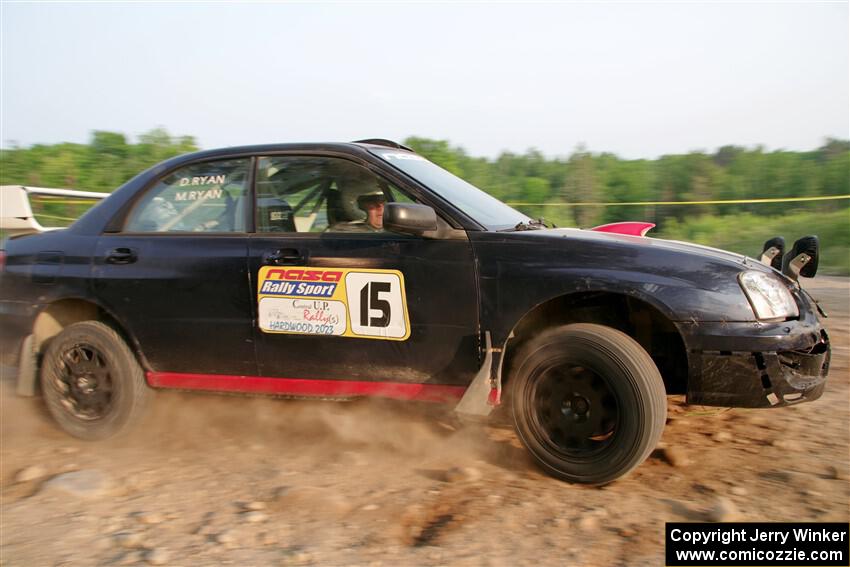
(508, 218), (549, 231)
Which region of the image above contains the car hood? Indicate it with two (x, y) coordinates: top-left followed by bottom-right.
(520, 227), (764, 271)
(474, 227), (789, 322)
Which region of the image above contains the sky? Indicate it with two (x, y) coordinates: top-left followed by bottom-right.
(1, 1), (848, 159)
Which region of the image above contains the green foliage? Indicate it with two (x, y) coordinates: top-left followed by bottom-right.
(2, 132), (847, 273)
(0, 128), (198, 193)
(404, 137), (464, 176)
(403, 135), (849, 273)
(656, 209), (850, 275)
(403, 136), (849, 229)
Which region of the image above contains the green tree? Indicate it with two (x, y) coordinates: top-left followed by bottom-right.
(562, 145), (600, 227)
(403, 137), (463, 175)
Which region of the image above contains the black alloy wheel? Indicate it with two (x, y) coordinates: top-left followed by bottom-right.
(41, 321), (152, 440)
(528, 363), (620, 458)
(55, 343), (114, 420)
(511, 323), (667, 485)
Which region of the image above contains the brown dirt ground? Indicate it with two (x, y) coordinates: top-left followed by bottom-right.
(1, 277), (847, 567)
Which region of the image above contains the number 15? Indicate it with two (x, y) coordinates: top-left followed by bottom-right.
(359, 282), (391, 328)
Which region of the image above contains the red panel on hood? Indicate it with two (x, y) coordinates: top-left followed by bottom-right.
(589, 222), (655, 237)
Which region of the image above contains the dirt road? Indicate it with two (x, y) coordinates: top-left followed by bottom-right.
(1, 278), (848, 566)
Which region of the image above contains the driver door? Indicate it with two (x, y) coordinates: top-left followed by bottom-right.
(248, 154), (481, 388)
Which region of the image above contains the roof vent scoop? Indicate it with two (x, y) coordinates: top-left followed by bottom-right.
(352, 139), (414, 152)
(782, 235), (819, 281)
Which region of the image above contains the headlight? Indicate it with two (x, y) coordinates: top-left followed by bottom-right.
(738, 271), (799, 321)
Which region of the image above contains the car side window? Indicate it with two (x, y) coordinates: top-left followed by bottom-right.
(255, 156), (414, 234)
(125, 159), (250, 233)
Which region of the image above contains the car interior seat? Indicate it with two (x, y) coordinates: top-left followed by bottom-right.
(257, 197), (296, 232)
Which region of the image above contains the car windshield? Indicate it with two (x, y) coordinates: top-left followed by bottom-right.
(370, 148), (532, 230)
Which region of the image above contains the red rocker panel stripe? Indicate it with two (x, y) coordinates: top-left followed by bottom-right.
(146, 372), (467, 403)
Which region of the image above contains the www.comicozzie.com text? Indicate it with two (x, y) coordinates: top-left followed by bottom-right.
(670, 526), (847, 546)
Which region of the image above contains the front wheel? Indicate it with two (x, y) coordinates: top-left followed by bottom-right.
(511, 323), (666, 485)
(40, 321), (152, 440)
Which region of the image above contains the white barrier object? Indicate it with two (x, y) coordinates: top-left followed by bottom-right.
(0, 185), (107, 236)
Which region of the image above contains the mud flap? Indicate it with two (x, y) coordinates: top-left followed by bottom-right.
(454, 331), (494, 417)
(16, 334), (38, 397)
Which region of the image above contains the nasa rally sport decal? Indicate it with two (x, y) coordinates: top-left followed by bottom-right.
(257, 266), (410, 340)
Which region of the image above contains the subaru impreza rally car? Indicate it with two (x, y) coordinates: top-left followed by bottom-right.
(0, 139), (831, 485)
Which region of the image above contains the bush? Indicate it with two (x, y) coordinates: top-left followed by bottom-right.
(655, 209), (850, 275)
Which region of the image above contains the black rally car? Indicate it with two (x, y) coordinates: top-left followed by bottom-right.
(0, 140), (831, 484)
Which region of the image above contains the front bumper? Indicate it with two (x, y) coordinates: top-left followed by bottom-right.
(677, 316), (831, 408)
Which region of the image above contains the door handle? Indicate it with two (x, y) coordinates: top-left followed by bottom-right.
(106, 247), (137, 265)
(264, 248), (305, 266)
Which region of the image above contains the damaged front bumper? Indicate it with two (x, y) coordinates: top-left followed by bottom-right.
(677, 313), (831, 408)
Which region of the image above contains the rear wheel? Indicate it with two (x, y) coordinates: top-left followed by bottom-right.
(41, 321), (152, 440)
(511, 323), (666, 485)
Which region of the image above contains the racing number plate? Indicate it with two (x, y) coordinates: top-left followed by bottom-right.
(257, 266), (410, 340)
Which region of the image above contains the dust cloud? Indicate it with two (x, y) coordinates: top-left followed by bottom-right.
(1, 278), (847, 566)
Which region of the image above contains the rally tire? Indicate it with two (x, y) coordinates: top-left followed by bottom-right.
(40, 321), (152, 441)
(511, 323), (666, 485)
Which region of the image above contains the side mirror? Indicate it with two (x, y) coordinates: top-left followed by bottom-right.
(782, 235), (819, 280)
(383, 203), (438, 235)
(760, 236), (785, 271)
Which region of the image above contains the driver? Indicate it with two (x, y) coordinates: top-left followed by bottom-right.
(357, 191), (385, 231)
(331, 190), (386, 233)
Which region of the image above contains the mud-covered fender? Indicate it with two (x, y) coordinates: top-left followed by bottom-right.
(480, 275), (684, 407)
